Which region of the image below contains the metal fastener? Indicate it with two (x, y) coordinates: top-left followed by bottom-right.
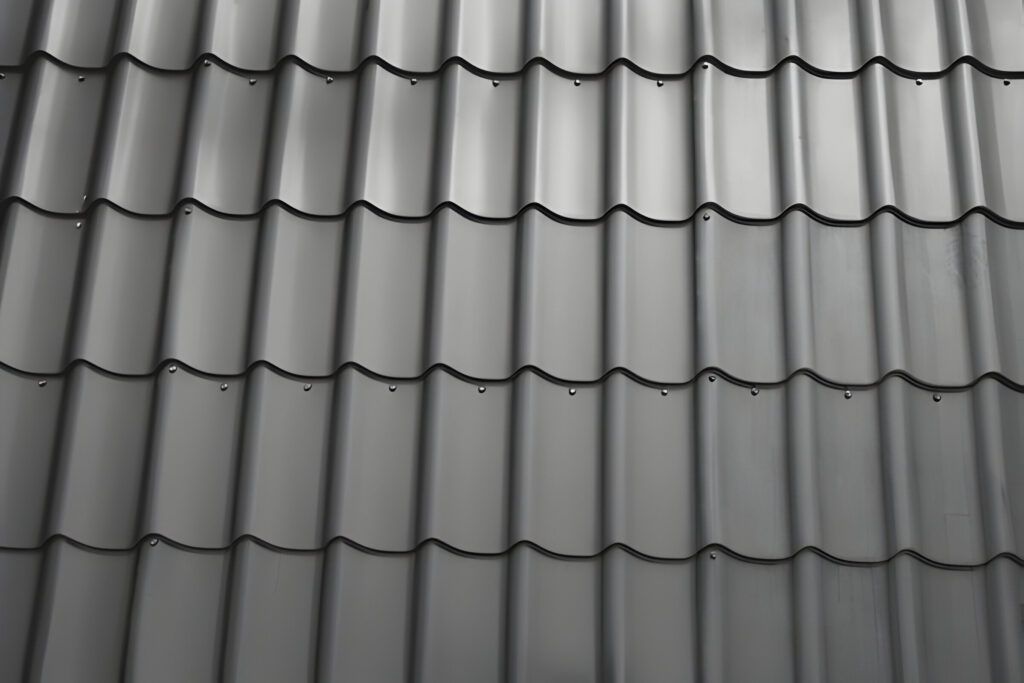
(701, 62), (709, 70)
(710, 551), (717, 559)
(708, 374), (716, 382)
(0, 73), (5, 79)
(661, 388), (668, 396)
(326, 76), (334, 84)
(1004, 80), (1011, 86)
(492, 80), (499, 87)
(750, 386), (759, 396)
(249, 78), (257, 85)
(149, 538), (159, 546)
(573, 79), (581, 86)
(932, 393), (941, 403)
(78, 75), (85, 82)
(168, 365), (177, 373)
(656, 80), (664, 87)
(844, 390), (852, 399)
(916, 78), (923, 85)
(38, 379), (47, 387)
(203, 59), (211, 67)
(303, 383), (312, 392)
(569, 387), (577, 396)
(220, 383), (228, 391)
(389, 384), (397, 392)
(410, 78), (418, 85)
(702, 213), (710, 221)
(184, 206), (192, 214)
(478, 386), (486, 394)
(75, 221), (83, 229)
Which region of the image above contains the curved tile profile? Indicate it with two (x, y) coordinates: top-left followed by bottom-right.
(1, 58), (1023, 222)
(1, 539), (1021, 683)
(3, 0), (1024, 76)
(2, 203), (1024, 386)
(2, 363), (1023, 564)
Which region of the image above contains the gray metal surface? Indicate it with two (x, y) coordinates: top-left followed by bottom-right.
(1, 540), (1022, 683)
(2, 203), (1023, 384)
(2, 58), (1023, 221)
(2, 2), (1024, 681)
(3, 0), (1024, 74)
(2, 363), (1023, 563)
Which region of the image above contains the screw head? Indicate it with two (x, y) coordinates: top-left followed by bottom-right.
(708, 374), (716, 382)
(168, 365), (177, 373)
(932, 393), (942, 403)
(844, 389), (852, 399)
(478, 386), (486, 393)
(573, 79), (581, 86)
(410, 78), (418, 85)
(303, 383), (312, 392)
(220, 383), (228, 391)
(149, 538), (159, 546)
(184, 206), (192, 214)
(492, 80), (499, 87)
(1004, 80), (1010, 86)
(661, 388), (668, 396)
(389, 384), (397, 392)
(656, 80), (664, 87)
(750, 386), (759, 396)
(702, 213), (710, 221)
(569, 387), (577, 396)
(77, 75), (85, 82)
(249, 78), (257, 85)
(710, 551), (717, 559)
(203, 59), (211, 67)
(0, 73), (5, 79)
(916, 78), (923, 85)
(701, 62), (709, 70)
(326, 76), (334, 84)
(75, 221), (83, 229)
(37, 379), (47, 387)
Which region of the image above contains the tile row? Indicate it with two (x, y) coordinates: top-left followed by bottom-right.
(1, 59), (1023, 221)
(3, 363), (1023, 563)
(3, 0), (1024, 75)
(2, 204), (1023, 385)
(1, 539), (1021, 683)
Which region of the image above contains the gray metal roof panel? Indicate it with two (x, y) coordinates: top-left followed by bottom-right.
(3, 3), (1024, 679)
(2, 539), (1022, 683)
(2, 203), (1023, 386)
(2, 364), (1023, 564)
(3, 0), (1024, 75)
(2, 59), (1023, 222)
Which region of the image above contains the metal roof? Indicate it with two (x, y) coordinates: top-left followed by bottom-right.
(2, 204), (1024, 384)
(2, 364), (1024, 564)
(1, 1), (1024, 681)
(2, 58), (1024, 222)
(4, 0), (1024, 74)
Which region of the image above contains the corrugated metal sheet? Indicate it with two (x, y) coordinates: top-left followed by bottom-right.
(2, 540), (1022, 683)
(3, 0), (1024, 75)
(3, 203), (1024, 385)
(2, 2), (1024, 681)
(2, 364), (1023, 563)
(1, 58), (1023, 221)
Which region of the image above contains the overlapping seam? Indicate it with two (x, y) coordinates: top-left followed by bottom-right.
(4, 197), (1024, 231)
(4, 534), (1021, 571)
(3, 51), (1024, 82)
(4, 358), (1023, 395)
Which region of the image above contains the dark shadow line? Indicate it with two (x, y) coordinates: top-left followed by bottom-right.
(2, 50), (1023, 82)
(2, 358), (1022, 397)
(3, 533), (1021, 571)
